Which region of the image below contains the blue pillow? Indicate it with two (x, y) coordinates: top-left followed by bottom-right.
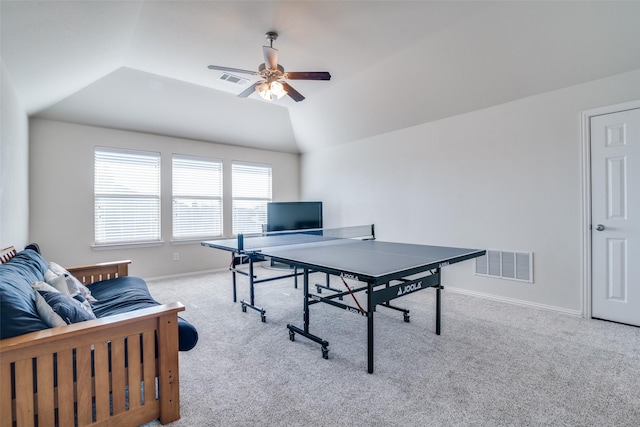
(0, 249), (49, 339)
(37, 291), (96, 324)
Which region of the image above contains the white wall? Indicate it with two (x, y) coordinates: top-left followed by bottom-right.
(301, 69), (640, 315)
(29, 119), (300, 278)
(0, 60), (29, 249)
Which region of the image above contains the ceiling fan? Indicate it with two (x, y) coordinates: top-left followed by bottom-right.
(208, 32), (331, 102)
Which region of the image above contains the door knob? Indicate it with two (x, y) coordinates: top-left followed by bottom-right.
(595, 224), (605, 231)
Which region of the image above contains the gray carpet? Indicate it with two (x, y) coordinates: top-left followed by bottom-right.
(142, 267), (640, 426)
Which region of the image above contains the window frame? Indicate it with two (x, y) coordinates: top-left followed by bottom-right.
(93, 147), (162, 248)
(171, 154), (224, 242)
(231, 161), (273, 235)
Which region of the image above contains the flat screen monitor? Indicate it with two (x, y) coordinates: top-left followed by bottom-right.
(267, 202), (323, 232)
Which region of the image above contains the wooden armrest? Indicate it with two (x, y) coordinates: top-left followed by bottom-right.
(0, 302), (185, 353)
(0, 246), (18, 264)
(66, 260), (132, 285)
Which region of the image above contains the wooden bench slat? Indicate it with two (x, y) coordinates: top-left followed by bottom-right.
(111, 337), (127, 415)
(15, 358), (35, 427)
(36, 354), (55, 427)
(94, 340), (111, 421)
(56, 349), (75, 426)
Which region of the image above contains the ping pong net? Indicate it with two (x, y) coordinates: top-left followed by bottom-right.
(236, 224), (375, 253)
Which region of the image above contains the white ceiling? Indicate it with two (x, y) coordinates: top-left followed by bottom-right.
(2, 1), (640, 153)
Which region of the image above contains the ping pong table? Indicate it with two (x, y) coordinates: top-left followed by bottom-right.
(202, 225), (485, 373)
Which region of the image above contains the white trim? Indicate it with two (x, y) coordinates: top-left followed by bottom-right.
(145, 261), (272, 282)
(92, 241), (164, 250)
(580, 109), (592, 319)
(145, 267), (228, 283)
(580, 100), (640, 320)
(445, 287), (582, 318)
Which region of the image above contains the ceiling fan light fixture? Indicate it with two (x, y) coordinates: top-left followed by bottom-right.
(257, 80), (287, 101)
(208, 31), (330, 102)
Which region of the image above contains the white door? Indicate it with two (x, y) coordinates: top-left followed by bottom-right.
(591, 108), (640, 326)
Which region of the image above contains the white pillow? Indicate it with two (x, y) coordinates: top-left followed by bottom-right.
(32, 288), (67, 327)
(46, 262), (98, 303)
(32, 280), (61, 294)
(32, 281), (96, 319)
(44, 268), (59, 284)
(48, 274), (73, 295)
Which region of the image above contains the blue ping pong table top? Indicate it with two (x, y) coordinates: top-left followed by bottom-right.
(202, 236), (484, 281)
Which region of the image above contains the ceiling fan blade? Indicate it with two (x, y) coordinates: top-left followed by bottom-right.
(208, 65), (258, 76)
(281, 82), (305, 102)
(285, 71), (331, 81)
(262, 46), (279, 70)
(237, 81), (259, 98)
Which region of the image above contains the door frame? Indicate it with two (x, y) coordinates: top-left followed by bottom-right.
(580, 99), (640, 319)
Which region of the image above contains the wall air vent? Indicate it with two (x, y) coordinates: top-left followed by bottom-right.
(219, 73), (249, 85)
(475, 250), (533, 283)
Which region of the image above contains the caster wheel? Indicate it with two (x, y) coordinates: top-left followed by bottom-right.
(241, 304), (247, 313)
(289, 330), (295, 341)
(316, 285), (322, 294)
(404, 313), (410, 323)
(261, 313), (266, 323)
(321, 348), (329, 359)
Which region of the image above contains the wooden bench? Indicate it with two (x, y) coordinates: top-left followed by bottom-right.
(0, 246), (184, 426)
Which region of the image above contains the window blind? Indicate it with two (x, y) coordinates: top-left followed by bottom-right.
(172, 155), (223, 239)
(232, 162), (272, 234)
(94, 148), (161, 245)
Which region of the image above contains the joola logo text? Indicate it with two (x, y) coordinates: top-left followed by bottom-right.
(341, 273), (359, 281)
(397, 281), (423, 296)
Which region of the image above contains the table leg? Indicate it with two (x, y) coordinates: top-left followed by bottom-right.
(367, 282), (374, 374)
(232, 253), (237, 303)
(249, 258), (255, 306)
(303, 269), (309, 333)
(239, 257), (266, 322)
(436, 268), (442, 335)
(287, 268), (329, 359)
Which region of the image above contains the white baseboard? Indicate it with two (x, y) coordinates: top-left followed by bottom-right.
(144, 261), (269, 282)
(144, 269), (584, 318)
(145, 267), (228, 283)
(445, 286), (583, 318)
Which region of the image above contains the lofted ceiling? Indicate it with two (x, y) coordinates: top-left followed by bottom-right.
(2, 1), (640, 154)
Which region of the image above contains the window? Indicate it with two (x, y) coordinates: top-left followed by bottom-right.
(232, 162), (272, 234)
(94, 148), (161, 245)
(172, 155), (223, 240)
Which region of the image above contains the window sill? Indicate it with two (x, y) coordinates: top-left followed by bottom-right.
(92, 241), (164, 251)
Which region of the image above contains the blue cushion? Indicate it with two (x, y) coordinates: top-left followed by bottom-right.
(89, 276), (198, 351)
(177, 317), (198, 351)
(0, 249), (50, 339)
(90, 276), (159, 317)
(37, 290), (96, 324)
